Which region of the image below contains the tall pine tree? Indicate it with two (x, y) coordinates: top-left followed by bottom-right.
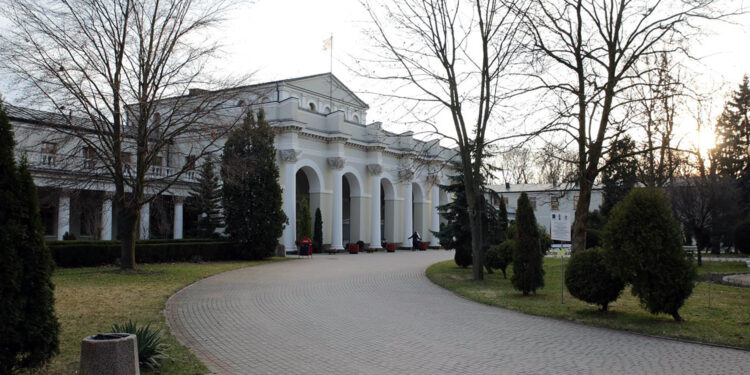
(601, 136), (639, 217)
(714, 76), (750, 180)
(313, 208), (323, 253)
(511, 192), (545, 295)
(222, 109), (287, 259)
(435, 170), (498, 268)
(186, 155), (223, 238)
(296, 197), (312, 244)
(0, 101), (59, 373)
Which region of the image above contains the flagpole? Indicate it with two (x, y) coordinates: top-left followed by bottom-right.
(329, 33), (333, 111)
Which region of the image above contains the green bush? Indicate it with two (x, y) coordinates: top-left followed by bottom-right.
(565, 247), (625, 311)
(62, 231), (77, 240)
(603, 188), (696, 321)
(486, 240), (514, 278)
(734, 217), (750, 254)
(538, 225), (551, 254)
(111, 320), (168, 371)
(49, 240), (238, 267)
(511, 193), (545, 295)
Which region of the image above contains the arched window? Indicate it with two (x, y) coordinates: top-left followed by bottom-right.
(237, 100), (246, 107)
(261, 96), (269, 103)
(324, 106), (331, 114)
(353, 115), (360, 124)
(309, 102), (316, 111)
(153, 113), (162, 125)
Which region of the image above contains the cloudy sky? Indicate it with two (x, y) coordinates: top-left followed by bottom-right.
(2, 0), (749, 150)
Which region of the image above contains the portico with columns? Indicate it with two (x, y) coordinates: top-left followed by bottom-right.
(9, 73), (453, 249)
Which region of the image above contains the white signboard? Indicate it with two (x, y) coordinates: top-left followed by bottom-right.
(550, 212), (572, 242)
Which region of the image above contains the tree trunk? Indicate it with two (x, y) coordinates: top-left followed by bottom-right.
(571, 178), (593, 252)
(115, 189), (138, 270)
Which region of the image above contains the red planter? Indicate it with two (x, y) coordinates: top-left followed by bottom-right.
(348, 243), (359, 254)
(418, 242), (428, 250)
(386, 243), (397, 252)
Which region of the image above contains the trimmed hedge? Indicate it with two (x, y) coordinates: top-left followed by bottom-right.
(48, 240), (238, 267)
(565, 247), (625, 311)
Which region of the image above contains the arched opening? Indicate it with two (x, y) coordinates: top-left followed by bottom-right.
(295, 166), (322, 244)
(342, 172), (362, 244)
(381, 178), (396, 245)
(309, 102), (316, 111)
(439, 189), (449, 225)
(324, 106), (331, 114)
(353, 114), (360, 124)
(412, 182), (426, 240)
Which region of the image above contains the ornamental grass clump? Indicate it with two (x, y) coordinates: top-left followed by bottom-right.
(111, 320), (168, 370)
(603, 188), (696, 321)
(565, 247), (625, 311)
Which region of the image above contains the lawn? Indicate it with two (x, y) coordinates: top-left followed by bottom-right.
(41, 258), (289, 374)
(427, 258), (750, 348)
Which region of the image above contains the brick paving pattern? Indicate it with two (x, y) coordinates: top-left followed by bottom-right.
(166, 251), (750, 375)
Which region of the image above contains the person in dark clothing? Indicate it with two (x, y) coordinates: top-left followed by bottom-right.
(408, 231), (421, 251)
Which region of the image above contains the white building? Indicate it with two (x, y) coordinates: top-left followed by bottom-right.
(8, 73), (454, 253)
(487, 183), (604, 234)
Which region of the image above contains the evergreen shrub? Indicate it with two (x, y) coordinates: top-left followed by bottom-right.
(603, 188), (696, 321)
(734, 217), (750, 254)
(485, 239), (514, 278)
(511, 193), (545, 295)
(564, 247), (625, 311)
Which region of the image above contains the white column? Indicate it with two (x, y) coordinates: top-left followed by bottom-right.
(282, 154), (297, 252)
(101, 196), (113, 240)
(57, 193), (71, 240)
(139, 201), (150, 240)
(430, 184), (440, 246)
(330, 168), (344, 250)
(173, 197), (184, 239)
(369, 167), (382, 248)
(402, 182), (413, 247)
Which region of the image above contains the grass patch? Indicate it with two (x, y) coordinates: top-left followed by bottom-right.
(427, 258), (750, 348)
(42, 258), (289, 374)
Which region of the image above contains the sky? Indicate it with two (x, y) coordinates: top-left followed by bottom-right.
(2, 0), (750, 152)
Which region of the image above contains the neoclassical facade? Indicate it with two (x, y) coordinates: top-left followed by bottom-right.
(8, 73), (454, 253)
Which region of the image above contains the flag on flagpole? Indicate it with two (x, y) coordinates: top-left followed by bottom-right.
(322, 36), (333, 51)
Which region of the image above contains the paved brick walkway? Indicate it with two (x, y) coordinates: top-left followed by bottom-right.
(166, 251), (750, 375)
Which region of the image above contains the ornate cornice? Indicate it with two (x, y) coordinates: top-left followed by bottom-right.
(279, 149), (300, 163)
(426, 173), (440, 186)
(367, 164), (382, 176)
(398, 169), (414, 183)
(327, 157), (345, 170)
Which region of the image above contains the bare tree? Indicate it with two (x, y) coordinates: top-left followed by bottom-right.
(535, 142), (577, 186)
(499, 147), (535, 184)
(0, 0), (248, 269)
(360, 0), (526, 280)
(519, 0), (731, 251)
(630, 53), (685, 187)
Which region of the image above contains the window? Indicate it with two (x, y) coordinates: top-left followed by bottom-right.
(530, 196), (537, 210)
(41, 142), (57, 166)
(503, 196), (509, 205)
(574, 195), (579, 209)
(122, 152), (133, 164)
(353, 114), (360, 123)
(185, 155), (197, 170)
(83, 147), (96, 169)
(551, 198), (559, 211)
(309, 102), (316, 111)
(237, 100), (246, 107)
(324, 106), (331, 113)
(153, 156), (163, 167)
